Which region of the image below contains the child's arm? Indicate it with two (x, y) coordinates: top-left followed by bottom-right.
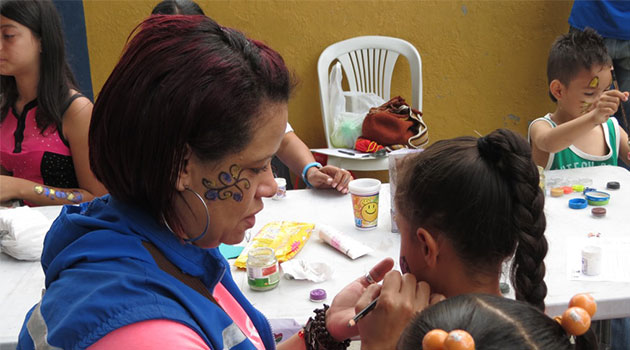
(532, 90), (629, 153)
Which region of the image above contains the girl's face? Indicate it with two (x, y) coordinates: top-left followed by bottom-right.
(174, 101), (288, 248)
(0, 16), (40, 77)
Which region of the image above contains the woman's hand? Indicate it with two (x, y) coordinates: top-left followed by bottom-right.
(307, 165), (352, 193)
(325, 258), (394, 341)
(354, 272), (445, 350)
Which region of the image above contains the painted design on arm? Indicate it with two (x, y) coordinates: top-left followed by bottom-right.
(33, 185), (83, 203)
(202, 164), (251, 202)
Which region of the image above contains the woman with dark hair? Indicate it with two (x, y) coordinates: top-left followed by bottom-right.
(351, 128), (551, 349)
(397, 294), (598, 350)
(16, 15), (419, 350)
(0, 0), (106, 206)
(150, 0), (354, 193)
(151, 0), (205, 15)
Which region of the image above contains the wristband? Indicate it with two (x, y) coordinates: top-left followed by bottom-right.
(302, 162), (322, 188)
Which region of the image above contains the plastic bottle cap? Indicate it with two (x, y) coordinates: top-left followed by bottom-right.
(310, 288), (327, 302)
(606, 181), (620, 190)
(563, 186), (573, 194)
(551, 188), (564, 197)
(591, 207), (606, 217)
(569, 198), (587, 209)
(572, 184), (585, 192)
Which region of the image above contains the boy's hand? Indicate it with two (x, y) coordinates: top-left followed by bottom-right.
(590, 90), (629, 124)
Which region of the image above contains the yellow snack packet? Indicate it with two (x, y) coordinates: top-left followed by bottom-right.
(234, 221), (314, 269)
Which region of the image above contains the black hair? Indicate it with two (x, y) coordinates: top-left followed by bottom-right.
(396, 129), (548, 310)
(89, 15), (294, 226)
(397, 294), (598, 350)
(0, 0), (78, 132)
(151, 0), (205, 15)
(547, 27), (611, 102)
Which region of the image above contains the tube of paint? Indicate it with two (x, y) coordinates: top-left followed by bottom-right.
(317, 225), (372, 260)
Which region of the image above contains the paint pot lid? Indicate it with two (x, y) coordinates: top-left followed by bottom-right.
(591, 207), (606, 217)
(606, 181), (620, 190)
(551, 188), (564, 197)
(569, 198), (587, 209)
(310, 288), (327, 302)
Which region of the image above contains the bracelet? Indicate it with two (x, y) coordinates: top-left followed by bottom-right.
(303, 304), (351, 350)
(301, 162), (322, 188)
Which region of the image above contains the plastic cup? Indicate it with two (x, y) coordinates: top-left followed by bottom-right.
(348, 178), (381, 230)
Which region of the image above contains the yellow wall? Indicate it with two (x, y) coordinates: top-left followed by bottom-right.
(83, 0), (573, 149)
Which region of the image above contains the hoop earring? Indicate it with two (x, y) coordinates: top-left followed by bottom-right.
(162, 187), (210, 243)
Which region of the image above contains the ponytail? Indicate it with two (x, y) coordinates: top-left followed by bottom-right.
(477, 129), (548, 310)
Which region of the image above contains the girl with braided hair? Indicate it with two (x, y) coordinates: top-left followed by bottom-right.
(353, 128), (552, 349)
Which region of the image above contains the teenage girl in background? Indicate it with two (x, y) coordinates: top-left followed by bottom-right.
(1, 0), (106, 206)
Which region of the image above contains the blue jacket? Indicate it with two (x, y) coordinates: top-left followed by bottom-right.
(17, 196), (276, 350)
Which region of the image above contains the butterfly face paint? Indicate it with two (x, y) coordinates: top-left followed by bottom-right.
(202, 164), (251, 202)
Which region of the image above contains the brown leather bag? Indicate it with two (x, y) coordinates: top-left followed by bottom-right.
(360, 96), (428, 150)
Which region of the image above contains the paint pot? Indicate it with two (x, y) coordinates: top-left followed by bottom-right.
(247, 247), (280, 291)
(309, 288), (327, 302)
(585, 191), (610, 206)
(581, 246), (602, 276)
(572, 184), (585, 192)
(272, 178), (287, 200)
(569, 198), (587, 209)
(591, 207), (606, 218)
(551, 188), (564, 197)
(606, 181), (620, 190)
(563, 186), (574, 194)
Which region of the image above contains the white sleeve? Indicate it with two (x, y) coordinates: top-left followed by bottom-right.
(285, 122), (293, 134)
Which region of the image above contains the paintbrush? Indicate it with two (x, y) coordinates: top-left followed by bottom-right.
(611, 67), (628, 130)
(347, 297), (378, 327)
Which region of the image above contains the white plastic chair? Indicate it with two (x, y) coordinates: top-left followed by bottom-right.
(313, 35), (423, 171)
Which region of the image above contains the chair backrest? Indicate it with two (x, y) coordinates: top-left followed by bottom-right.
(317, 36), (423, 148)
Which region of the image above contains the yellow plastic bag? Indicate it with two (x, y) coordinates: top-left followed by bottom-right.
(234, 221), (314, 269)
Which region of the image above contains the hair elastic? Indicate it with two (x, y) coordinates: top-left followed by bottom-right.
(162, 187), (210, 243)
(422, 329), (475, 350)
(553, 293), (597, 336)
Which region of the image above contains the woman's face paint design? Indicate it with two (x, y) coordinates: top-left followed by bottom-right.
(202, 164), (251, 202)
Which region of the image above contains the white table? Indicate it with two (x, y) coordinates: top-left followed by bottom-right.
(0, 206), (60, 349)
(542, 165), (630, 320)
(3, 169), (630, 347)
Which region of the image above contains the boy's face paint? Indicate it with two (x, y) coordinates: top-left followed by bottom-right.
(560, 65), (613, 118)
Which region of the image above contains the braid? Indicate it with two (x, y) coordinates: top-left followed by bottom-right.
(478, 129), (548, 310)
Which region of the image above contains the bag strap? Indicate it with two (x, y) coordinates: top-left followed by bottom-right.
(141, 241), (222, 309)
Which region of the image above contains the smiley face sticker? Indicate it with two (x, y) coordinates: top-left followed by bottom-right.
(351, 194), (379, 229)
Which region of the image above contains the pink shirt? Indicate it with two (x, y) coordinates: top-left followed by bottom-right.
(88, 282), (264, 349)
(1, 100), (78, 190)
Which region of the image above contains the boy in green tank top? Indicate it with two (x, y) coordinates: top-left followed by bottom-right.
(528, 28), (630, 171)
